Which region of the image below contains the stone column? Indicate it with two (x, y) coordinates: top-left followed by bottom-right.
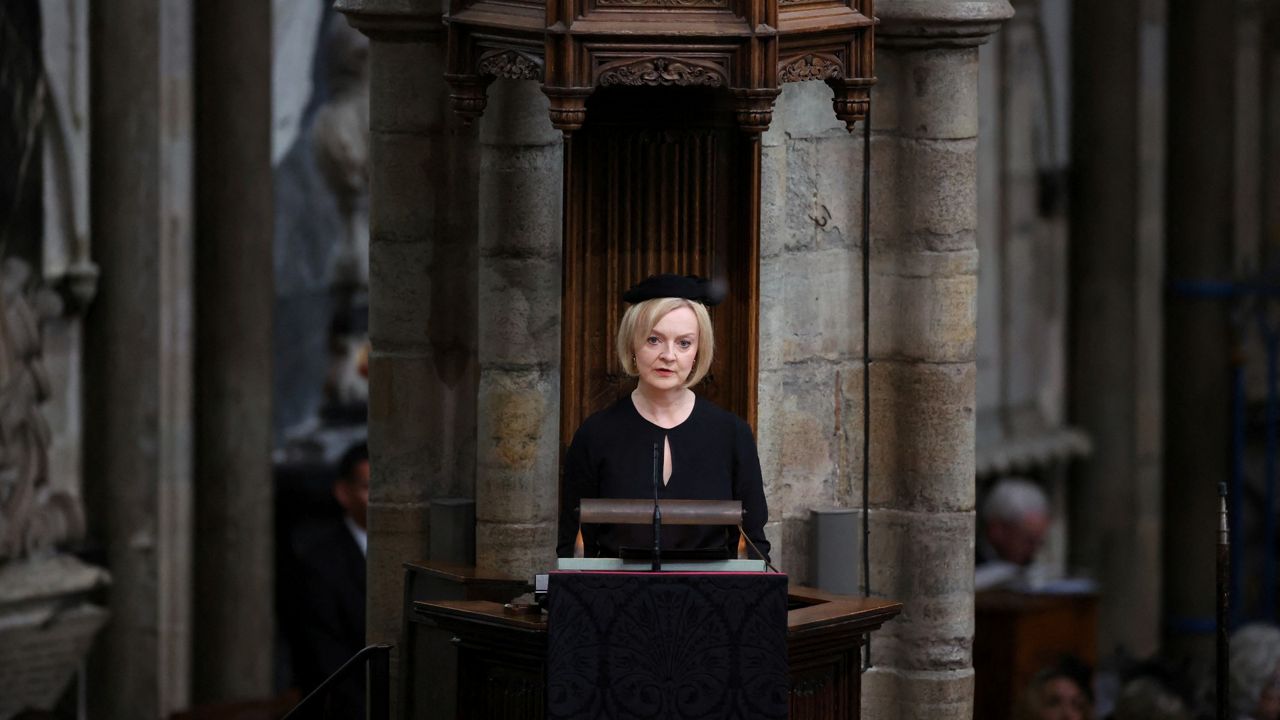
(1163, 0), (1235, 660)
(1068, 0), (1166, 657)
(474, 80), (563, 578)
(335, 0), (482, 705)
(191, 0), (275, 703)
(84, 0), (195, 715)
(865, 2), (1010, 717)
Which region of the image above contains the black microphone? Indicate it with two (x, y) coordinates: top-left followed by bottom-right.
(652, 441), (662, 572)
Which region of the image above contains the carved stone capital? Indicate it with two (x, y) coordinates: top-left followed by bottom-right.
(876, 0), (1014, 48)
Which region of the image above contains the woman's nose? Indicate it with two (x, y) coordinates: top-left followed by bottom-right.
(659, 343), (676, 359)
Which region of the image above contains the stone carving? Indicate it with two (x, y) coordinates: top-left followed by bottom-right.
(477, 49), (543, 81)
(0, 259), (84, 562)
(40, 0), (98, 312)
(597, 57), (725, 88)
(312, 19), (371, 409)
(778, 53), (844, 83)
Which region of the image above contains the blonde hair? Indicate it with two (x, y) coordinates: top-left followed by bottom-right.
(616, 297), (714, 388)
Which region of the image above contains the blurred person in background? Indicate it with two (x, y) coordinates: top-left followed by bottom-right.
(288, 441), (369, 718)
(1017, 656), (1095, 720)
(977, 477), (1051, 590)
(1231, 623), (1280, 720)
(1107, 658), (1197, 720)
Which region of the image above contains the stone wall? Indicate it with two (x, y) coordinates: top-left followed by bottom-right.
(758, 80), (866, 579)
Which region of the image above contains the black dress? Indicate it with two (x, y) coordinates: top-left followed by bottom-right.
(556, 394), (771, 561)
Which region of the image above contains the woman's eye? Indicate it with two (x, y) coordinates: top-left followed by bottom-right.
(678, 340), (692, 349)
(646, 336), (659, 345)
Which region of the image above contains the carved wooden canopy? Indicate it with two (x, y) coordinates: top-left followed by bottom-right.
(443, 0), (876, 135)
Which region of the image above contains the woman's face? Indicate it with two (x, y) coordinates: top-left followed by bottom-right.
(634, 306), (699, 393)
(1256, 670), (1280, 720)
(1038, 677), (1090, 720)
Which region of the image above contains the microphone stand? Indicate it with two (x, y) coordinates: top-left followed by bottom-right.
(1217, 481), (1229, 720)
(652, 442), (662, 572)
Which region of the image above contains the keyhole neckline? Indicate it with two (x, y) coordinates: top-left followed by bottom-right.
(629, 391), (698, 431)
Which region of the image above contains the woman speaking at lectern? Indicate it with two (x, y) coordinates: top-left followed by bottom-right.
(555, 274), (771, 562)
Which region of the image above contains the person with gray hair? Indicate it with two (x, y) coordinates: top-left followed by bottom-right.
(976, 477), (1051, 590)
(1230, 623), (1280, 720)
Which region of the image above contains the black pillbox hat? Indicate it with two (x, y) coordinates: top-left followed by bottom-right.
(622, 274), (726, 306)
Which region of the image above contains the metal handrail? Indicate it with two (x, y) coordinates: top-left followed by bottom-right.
(283, 643), (392, 720)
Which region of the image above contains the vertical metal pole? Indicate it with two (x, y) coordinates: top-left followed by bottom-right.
(1232, 348), (1246, 624)
(1264, 330), (1278, 620)
(860, 101), (873, 670)
(1218, 482), (1230, 720)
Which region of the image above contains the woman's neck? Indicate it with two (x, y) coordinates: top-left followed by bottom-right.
(631, 385), (695, 428)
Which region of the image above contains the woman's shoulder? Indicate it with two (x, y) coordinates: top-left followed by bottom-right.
(691, 395), (752, 434)
(572, 395), (637, 442)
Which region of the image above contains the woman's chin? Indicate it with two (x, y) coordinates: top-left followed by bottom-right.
(640, 374), (684, 391)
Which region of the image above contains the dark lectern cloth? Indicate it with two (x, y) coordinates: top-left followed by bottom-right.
(556, 395), (771, 561)
(546, 572), (789, 720)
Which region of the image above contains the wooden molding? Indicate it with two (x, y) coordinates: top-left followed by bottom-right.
(441, 0), (875, 134)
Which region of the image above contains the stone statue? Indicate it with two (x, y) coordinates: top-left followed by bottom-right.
(312, 18), (370, 410)
(0, 4), (108, 717)
(0, 257), (83, 562)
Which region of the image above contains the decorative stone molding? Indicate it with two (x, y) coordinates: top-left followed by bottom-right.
(477, 49), (544, 81)
(40, 0), (98, 314)
(0, 259), (85, 562)
(332, 0), (445, 39)
(0, 555), (109, 718)
(876, 0), (1014, 47)
(779, 53), (845, 83)
(596, 57), (727, 88)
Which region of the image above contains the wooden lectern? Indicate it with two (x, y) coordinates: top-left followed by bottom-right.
(404, 562), (899, 720)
